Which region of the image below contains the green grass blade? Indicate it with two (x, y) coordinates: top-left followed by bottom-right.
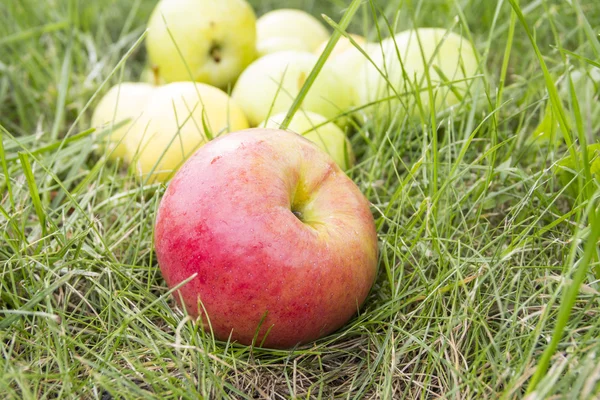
(17, 152), (46, 238)
(49, 27), (73, 141)
(0, 127), (14, 209)
(0, 273), (73, 329)
(526, 201), (600, 393)
(280, 0), (363, 129)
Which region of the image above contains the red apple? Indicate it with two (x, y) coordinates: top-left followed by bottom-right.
(154, 128), (378, 348)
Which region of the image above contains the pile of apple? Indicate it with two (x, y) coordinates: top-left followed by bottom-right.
(92, 0), (479, 182)
(91, 0), (479, 348)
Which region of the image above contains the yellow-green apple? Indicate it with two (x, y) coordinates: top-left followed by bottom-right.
(313, 33), (367, 58)
(314, 34), (373, 106)
(260, 111), (354, 170)
(146, 0), (256, 88)
(154, 128), (378, 348)
(256, 9), (329, 56)
(232, 51), (352, 127)
(127, 81), (248, 182)
(91, 82), (155, 161)
(356, 28), (479, 119)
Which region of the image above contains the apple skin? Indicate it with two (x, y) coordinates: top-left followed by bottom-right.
(232, 51), (353, 127)
(146, 0), (257, 89)
(356, 28), (479, 119)
(154, 128), (378, 349)
(256, 9), (329, 56)
(91, 82), (155, 161)
(260, 111), (354, 170)
(314, 34), (367, 58)
(126, 82), (249, 183)
(314, 34), (374, 106)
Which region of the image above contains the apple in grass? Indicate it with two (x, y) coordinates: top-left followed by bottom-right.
(256, 9), (329, 56)
(232, 51), (353, 127)
(91, 82), (155, 161)
(314, 34), (374, 106)
(126, 81), (249, 183)
(146, 0), (257, 89)
(355, 28), (479, 120)
(260, 111), (354, 171)
(313, 33), (367, 58)
(154, 128), (378, 348)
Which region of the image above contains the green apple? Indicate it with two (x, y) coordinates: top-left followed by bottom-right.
(256, 9), (329, 56)
(314, 34), (367, 58)
(232, 51), (352, 127)
(315, 34), (374, 106)
(260, 111), (354, 170)
(146, 0), (257, 89)
(91, 82), (155, 161)
(356, 28), (480, 120)
(127, 81), (249, 182)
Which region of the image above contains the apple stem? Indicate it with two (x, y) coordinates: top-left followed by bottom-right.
(292, 210), (303, 221)
(151, 65), (161, 86)
(210, 44), (222, 63)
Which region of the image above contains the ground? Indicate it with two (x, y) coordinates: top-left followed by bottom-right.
(1, 0), (600, 398)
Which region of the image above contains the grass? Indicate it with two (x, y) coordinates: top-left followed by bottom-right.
(1, 0), (600, 398)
